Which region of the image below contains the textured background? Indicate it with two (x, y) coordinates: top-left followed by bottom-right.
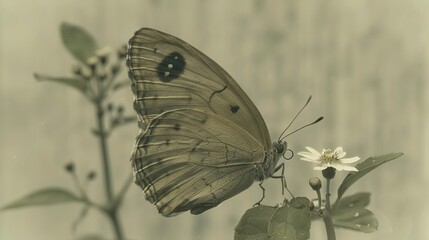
(1, 0), (428, 239)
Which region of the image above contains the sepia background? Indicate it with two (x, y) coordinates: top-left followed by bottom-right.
(1, 0), (428, 239)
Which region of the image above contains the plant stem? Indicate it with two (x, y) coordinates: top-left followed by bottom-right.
(322, 210), (336, 240)
(325, 179), (331, 212)
(116, 174), (133, 206)
(323, 178), (336, 240)
(95, 101), (114, 202)
(95, 100), (124, 240)
(109, 209), (124, 240)
(315, 189), (322, 210)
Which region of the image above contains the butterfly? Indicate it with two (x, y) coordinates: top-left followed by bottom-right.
(127, 28), (290, 217)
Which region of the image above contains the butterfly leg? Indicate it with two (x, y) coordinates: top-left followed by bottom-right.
(253, 181), (265, 207)
(270, 163), (295, 198)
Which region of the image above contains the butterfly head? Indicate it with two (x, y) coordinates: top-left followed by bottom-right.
(258, 141), (289, 180)
(273, 141), (288, 158)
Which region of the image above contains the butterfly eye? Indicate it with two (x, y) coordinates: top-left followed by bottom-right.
(156, 52), (186, 82)
(274, 141), (287, 154)
(276, 143), (284, 153)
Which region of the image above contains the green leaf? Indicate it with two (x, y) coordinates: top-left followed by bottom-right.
(332, 192), (378, 233)
(270, 222), (296, 240)
(75, 234), (105, 240)
(333, 192), (370, 211)
(112, 79), (130, 91)
(235, 205), (276, 240)
(234, 198), (311, 240)
(268, 198), (311, 240)
(332, 208), (378, 233)
(337, 152), (403, 201)
(34, 73), (87, 94)
(1, 188), (81, 210)
(60, 22), (98, 64)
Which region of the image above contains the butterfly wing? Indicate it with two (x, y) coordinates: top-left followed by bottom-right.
(127, 28), (272, 216)
(132, 108), (265, 216)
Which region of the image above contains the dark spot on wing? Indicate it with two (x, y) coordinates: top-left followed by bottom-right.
(174, 123), (180, 131)
(156, 52), (186, 82)
(230, 104), (240, 113)
(165, 139), (170, 145)
(153, 47), (158, 53)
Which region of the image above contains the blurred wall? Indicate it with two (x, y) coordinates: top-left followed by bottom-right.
(1, 0), (428, 239)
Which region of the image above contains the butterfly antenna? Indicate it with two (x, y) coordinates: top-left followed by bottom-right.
(280, 116), (323, 142)
(278, 96), (313, 142)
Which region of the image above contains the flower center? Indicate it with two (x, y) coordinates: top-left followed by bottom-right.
(320, 149), (339, 163)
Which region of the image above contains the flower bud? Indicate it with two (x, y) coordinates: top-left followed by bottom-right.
(309, 177), (322, 191)
(117, 106), (124, 114)
(117, 44), (127, 59)
(107, 103), (114, 111)
(97, 68), (108, 81)
(86, 56), (98, 72)
(96, 47), (112, 66)
(87, 171), (96, 180)
(71, 65), (82, 76)
(64, 162), (75, 173)
(111, 64), (120, 76)
(81, 67), (92, 80)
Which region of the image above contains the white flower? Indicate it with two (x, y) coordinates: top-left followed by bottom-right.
(86, 56), (98, 66)
(297, 147), (360, 172)
(95, 46), (113, 57)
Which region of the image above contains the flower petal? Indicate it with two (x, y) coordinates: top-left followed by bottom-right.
(313, 162), (329, 170)
(305, 146), (321, 157)
(340, 165), (358, 172)
(340, 156), (360, 163)
(334, 146), (343, 154)
(337, 152), (346, 158)
(297, 151), (320, 161)
(330, 162), (344, 171)
(299, 156), (321, 163)
(313, 164), (329, 170)
(334, 147), (346, 158)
